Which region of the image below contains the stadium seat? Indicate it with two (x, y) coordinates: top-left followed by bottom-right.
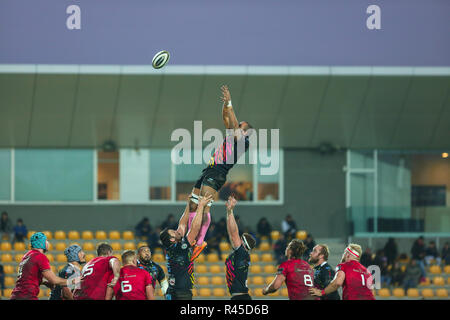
(161, 265), (168, 275)
(261, 253), (273, 262)
(56, 254), (66, 263)
(429, 265), (442, 274)
(281, 287), (289, 296)
(82, 231), (94, 240)
(211, 276), (224, 285)
(259, 242), (271, 251)
(420, 277), (431, 286)
(14, 254), (23, 263)
(196, 254), (205, 263)
(392, 288), (405, 298)
(137, 242), (147, 249)
(113, 254), (121, 261)
(221, 253), (229, 261)
(109, 231), (121, 240)
(261, 236), (268, 241)
(436, 288), (448, 298)
(82, 242), (95, 251)
(196, 265), (208, 274)
(85, 254), (95, 262)
(153, 253), (165, 263)
(254, 287), (265, 297)
(1, 242), (12, 251)
(199, 288), (211, 297)
(50, 265), (56, 273)
(42, 231), (52, 240)
(58, 265), (65, 272)
(220, 242), (231, 251)
(432, 276), (445, 286)
(54, 231), (66, 240)
(47, 242), (53, 251)
(250, 265), (262, 274)
(407, 288), (420, 298)
(2, 289), (13, 299)
(265, 276), (274, 285)
(38, 289), (45, 298)
(421, 288), (434, 298)
(124, 242), (136, 250)
(95, 231), (107, 240)
(5, 276), (15, 287)
(55, 242), (66, 252)
(270, 231), (280, 241)
(110, 242), (122, 251)
(448, 277), (450, 285)
(122, 231), (134, 240)
(1, 254), (13, 263)
(68, 231), (80, 240)
(212, 288), (226, 297)
(296, 230), (307, 240)
(250, 253), (260, 262)
(197, 277), (209, 285)
(263, 265), (277, 274)
(444, 265), (450, 274)
(3, 265), (14, 274)
(251, 276), (264, 285)
(192, 288), (198, 297)
(209, 265), (222, 274)
(27, 231), (36, 239)
(13, 242), (26, 251)
(206, 253), (219, 263)
(377, 288), (391, 297)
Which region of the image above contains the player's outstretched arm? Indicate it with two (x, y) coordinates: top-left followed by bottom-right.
(186, 194), (212, 246)
(42, 269), (78, 288)
(105, 257), (121, 300)
(176, 197), (191, 237)
(221, 85), (239, 129)
(146, 284), (155, 300)
(309, 270), (345, 297)
(225, 196), (242, 249)
(262, 274), (285, 295)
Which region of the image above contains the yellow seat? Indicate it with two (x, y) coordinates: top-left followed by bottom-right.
(197, 277), (209, 285)
(296, 230), (307, 240)
(252, 276), (264, 285)
(5, 276), (15, 287)
(161, 265), (168, 275)
(448, 277), (450, 285)
(108, 231), (121, 240)
(37, 289), (45, 298)
(219, 242), (231, 251)
(436, 288), (448, 298)
(263, 265), (277, 274)
(82, 231), (93, 240)
(250, 253), (260, 262)
(42, 231), (52, 240)
(56, 254), (66, 263)
(68, 231), (80, 240)
(433, 276), (445, 286)
(270, 231), (280, 241)
(137, 242), (148, 249)
(14, 254), (24, 263)
(250, 265), (262, 274)
(444, 265), (450, 274)
(209, 265), (222, 274)
(1, 242), (12, 251)
(54, 231), (66, 240)
(220, 253), (228, 261)
(378, 288), (391, 297)
(196, 265), (208, 274)
(212, 288), (226, 297)
(265, 276), (274, 285)
(95, 231), (107, 240)
(259, 242), (271, 251)
(110, 242), (122, 251)
(85, 253), (95, 262)
(199, 288), (211, 297)
(393, 288), (405, 298)
(407, 288), (420, 298)
(47, 242), (53, 251)
(281, 287), (289, 296)
(82, 242), (95, 251)
(254, 287), (265, 297)
(27, 231), (36, 239)
(55, 242), (66, 252)
(421, 288), (434, 298)
(1, 254), (13, 263)
(429, 265), (442, 274)
(124, 242), (136, 250)
(45, 254), (54, 263)
(50, 265), (56, 273)
(261, 253), (273, 262)
(3, 289), (13, 298)
(192, 288), (198, 297)
(13, 242), (26, 251)
(153, 253), (165, 263)
(3, 265), (14, 274)
(123, 231), (134, 240)
(113, 254), (121, 261)
(196, 254), (205, 263)
(419, 277), (430, 286)
(211, 276), (224, 285)
(206, 253), (219, 263)
(58, 265), (66, 272)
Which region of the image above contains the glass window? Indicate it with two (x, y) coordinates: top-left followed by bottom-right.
(97, 151), (120, 200)
(15, 149), (93, 201)
(257, 149), (281, 201)
(175, 162), (204, 201)
(149, 149), (172, 200)
(0, 149), (11, 200)
(218, 164), (254, 201)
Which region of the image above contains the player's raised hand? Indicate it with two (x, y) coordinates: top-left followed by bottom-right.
(226, 196), (237, 211)
(199, 193), (213, 208)
(221, 85), (231, 104)
(309, 287), (322, 297)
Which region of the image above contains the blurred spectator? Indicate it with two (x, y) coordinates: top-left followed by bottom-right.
(135, 218), (153, 240)
(0, 263), (4, 297)
(273, 233), (287, 265)
(204, 222), (222, 259)
(360, 248), (374, 268)
(403, 259), (422, 292)
(441, 242), (450, 265)
(389, 262), (405, 287)
(12, 218), (27, 243)
(373, 250), (390, 286)
(383, 237), (398, 266)
(215, 218), (227, 241)
(424, 241), (441, 265)
(281, 214), (297, 240)
(256, 218), (273, 245)
(0, 211), (13, 241)
(234, 215), (244, 237)
(411, 236), (426, 278)
(303, 234), (316, 260)
(161, 214), (177, 230)
(148, 227), (163, 253)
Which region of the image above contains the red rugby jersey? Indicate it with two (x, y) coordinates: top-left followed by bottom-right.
(278, 259), (318, 300)
(113, 265), (153, 300)
(336, 260), (375, 300)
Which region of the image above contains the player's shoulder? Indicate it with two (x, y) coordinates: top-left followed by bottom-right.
(336, 262), (346, 272)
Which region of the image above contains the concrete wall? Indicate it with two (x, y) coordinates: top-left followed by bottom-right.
(0, 150), (347, 239)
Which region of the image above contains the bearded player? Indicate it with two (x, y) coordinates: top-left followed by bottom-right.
(137, 245), (168, 296)
(263, 239), (317, 300)
(180, 85), (254, 261)
(309, 243), (375, 300)
(73, 243), (121, 300)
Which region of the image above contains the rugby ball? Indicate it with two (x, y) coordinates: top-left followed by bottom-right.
(152, 50), (170, 69)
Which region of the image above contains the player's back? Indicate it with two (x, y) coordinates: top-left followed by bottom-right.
(279, 259), (317, 300)
(337, 260), (375, 300)
(73, 256), (115, 300)
(114, 265), (152, 300)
